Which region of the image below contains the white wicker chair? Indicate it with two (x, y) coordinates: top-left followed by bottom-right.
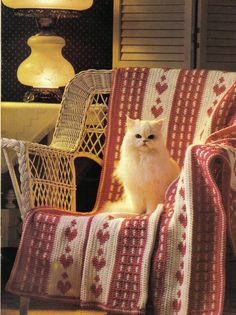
(2, 70), (112, 219)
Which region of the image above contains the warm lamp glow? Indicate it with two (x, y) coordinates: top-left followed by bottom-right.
(2, 0), (93, 10)
(2, 0), (94, 99)
(17, 35), (75, 88)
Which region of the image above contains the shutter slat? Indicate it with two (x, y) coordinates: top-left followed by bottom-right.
(122, 37), (184, 45)
(207, 54), (236, 62)
(122, 5), (185, 13)
(208, 31), (236, 39)
(121, 53), (184, 61)
(123, 0), (184, 4)
(209, 14), (236, 22)
(122, 13), (184, 21)
(208, 47), (236, 54)
(121, 45), (184, 53)
(116, 60), (185, 67)
(122, 21), (184, 30)
(208, 22), (236, 31)
(209, 6), (236, 14)
(122, 30), (184, 38)
(207, 62), (236, 70)
(208, 38), (236, 47)
(208, 0), (236, 6)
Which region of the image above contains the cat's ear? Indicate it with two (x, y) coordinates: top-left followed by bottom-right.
(152, 118), (165, 130)
(126, 116), (137, 129)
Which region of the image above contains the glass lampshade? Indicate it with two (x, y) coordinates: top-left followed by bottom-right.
(2, 0), (93, 10)
(2, 0), (94, 93)
(17, 35), (75, 88)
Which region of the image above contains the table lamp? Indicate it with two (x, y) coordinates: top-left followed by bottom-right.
(2, 0), (93, 101)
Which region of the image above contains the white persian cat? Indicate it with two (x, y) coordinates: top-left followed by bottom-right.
(102, 116), (180, 215)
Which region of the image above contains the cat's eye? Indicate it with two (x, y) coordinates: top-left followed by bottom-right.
(148, 134), (155, 140)
(135, 134), (142, 139)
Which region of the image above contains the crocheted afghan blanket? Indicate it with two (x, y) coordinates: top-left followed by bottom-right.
(7, 208), (161, 314)
(7, 68), (236, 315)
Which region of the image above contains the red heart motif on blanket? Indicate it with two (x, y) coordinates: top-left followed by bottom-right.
(65, 227), (77, 242)
(207, 107), (213, 116)
(213, 83), (226, 96)
(156, 97), (161, 105)
(182, 232), (186, 240)
(57, 280), (72, 295)
(90, 284), (103, 298)
(156, 82), (168, 94)
(173, 299), (181, 312)
(60, 254), (73, 269)
(97, 229), (110, 244)
(178, 213), (187, 228)
(179, 187), (185, 199)
(92, 256), (106, 271)
(151, 105), (163, 118)
(175, 270), (184, 285)
(178, 242), (186, 256)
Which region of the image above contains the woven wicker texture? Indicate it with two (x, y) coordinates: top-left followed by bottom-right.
(2, 70), (112, 217)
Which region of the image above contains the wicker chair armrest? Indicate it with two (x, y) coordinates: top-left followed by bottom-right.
(2, 137), (52, 153)
(2, 138), (76, 218)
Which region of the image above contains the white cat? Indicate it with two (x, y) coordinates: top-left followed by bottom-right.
(102, 116), (180, 215)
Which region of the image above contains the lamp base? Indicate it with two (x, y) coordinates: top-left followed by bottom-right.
(23, 88), (63, 103)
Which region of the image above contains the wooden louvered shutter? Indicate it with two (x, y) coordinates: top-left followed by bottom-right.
(197, 0), (236, 71)
(113, 0), (195, 68)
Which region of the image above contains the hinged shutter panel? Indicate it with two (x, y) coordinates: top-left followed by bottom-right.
(197, 0), (236, 71)
(113, 0), (194, 68)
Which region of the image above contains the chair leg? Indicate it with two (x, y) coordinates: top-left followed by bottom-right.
(20, 296), (30, 315)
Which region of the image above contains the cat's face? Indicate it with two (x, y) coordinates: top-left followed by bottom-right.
(123, 117), (164, 152)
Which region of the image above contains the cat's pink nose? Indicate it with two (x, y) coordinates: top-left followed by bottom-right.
(143, 139), (148, 143)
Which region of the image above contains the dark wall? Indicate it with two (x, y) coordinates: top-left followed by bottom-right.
(1, 0), (113, 101)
